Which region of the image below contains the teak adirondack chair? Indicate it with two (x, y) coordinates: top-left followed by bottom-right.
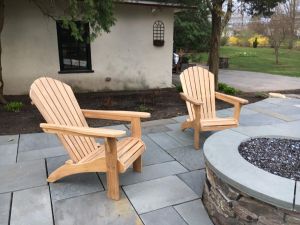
(29, 77), (150, 200)
(180, 66), (248, 149)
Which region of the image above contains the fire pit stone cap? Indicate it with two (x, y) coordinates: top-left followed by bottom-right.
(204, 122), (300, 212)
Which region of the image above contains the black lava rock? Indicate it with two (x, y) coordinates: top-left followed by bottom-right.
(238, 138), (300, 181)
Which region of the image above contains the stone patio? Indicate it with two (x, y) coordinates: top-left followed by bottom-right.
(0, 97), (300, 225)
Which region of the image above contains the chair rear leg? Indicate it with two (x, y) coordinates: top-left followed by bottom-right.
(133, 156), (142, 172)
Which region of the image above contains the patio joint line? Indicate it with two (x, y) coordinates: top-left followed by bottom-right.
(120, 186), (145, 224)
(0, 184), (49, 196)
(293, 181), (297, 211)
(96, 172), (106, 191)
(228, 128), (252, 138)
(45, 159), (56, 225)
(8, 192), (12, 225)
(145, 134), (191, 172)
(249, 107), (292, 122)
(15, 134), (20, 163)
(171, 206), (191, 225)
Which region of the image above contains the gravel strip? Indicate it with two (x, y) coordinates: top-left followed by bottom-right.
(238, 138), (300, 181)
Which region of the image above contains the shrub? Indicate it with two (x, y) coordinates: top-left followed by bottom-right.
(175, 84), (183, 92)
(248, 35), (269, 47)
(218, 83), (239, 95)
(189, 54), (202, 63)
(228, 36), (240, 46)
(137, 104), (152, 112)
(181, 56), (189, 64)
(4, 101), (24, 112)
(255, 92), (268, 98)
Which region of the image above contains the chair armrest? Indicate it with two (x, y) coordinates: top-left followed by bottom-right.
(215, 92), (248, 105)
(82, 109), (151, 122)
(40, 123), (126, 138)
(180, 93), (203, 106)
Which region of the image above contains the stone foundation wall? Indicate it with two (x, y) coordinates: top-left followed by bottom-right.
(203, 167), (300, 225)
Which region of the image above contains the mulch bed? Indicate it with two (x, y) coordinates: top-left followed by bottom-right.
(239, 138), (300, 181)
(0, 87), (284, 135)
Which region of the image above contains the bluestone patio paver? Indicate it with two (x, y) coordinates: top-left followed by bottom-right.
(18, 133), (60, 152)
(10, 186), (53, 225)
(166, 130), (194, 146)
(123, 176), (199, 214)
(142, 135), (174, 166)
(177, 170), (206, 197)
(0, 144), (17, 165)
(246, 102), (300, 121)
(0, 135), (19, 145)
(217, 107), (257, 118)
(0, 159), (47, 193)
(17, 145), (66, 162)
(233, 121), (300, 139)
(0, 97), (299, 224)
(265, 97), (300, 106)
(165, 122), (182, 131)
(174, 200), (213, 225)
(148, 132), (182, 150)
(141, 207), (187, 225)
(100, 161), (187, 187)
(172, 115), (188, 123)
(140, 118), (177, 127)
(129, 119), (176, 134)
(47, 155), (104, 202)
(0, 193), (11, 225)
(0, 134), (20, 145)
(164, 146), (205, 171)
(239, 112), (284, 126)
(53, 191), (142, 225)
(142, 125), (172, 134)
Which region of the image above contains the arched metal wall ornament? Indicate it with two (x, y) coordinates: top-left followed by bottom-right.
(153, 20), (165, 47)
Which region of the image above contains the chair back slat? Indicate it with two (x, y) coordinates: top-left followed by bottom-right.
(180, 67), (216, 121)
(30, 77), (97, 162)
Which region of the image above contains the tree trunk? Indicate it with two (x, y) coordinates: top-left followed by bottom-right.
(0, 0), (7, 104)
(288, 0), (296, 49)
(275, 46), (279, 64)
(208, 9), (222, 90)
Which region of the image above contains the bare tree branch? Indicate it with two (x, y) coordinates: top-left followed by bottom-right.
(31, 0), (57, 20)
(222, 0), (233, 31)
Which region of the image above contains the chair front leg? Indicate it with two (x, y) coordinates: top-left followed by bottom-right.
(233, 102), (242, 122)
(131, 117), (143, 172)
(105, 137), (120, 200)
(193, 105), (201, 150)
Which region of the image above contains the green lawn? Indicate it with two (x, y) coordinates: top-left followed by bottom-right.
(193, 46), (300, 77)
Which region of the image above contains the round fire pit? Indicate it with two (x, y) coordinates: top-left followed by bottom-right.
(203, 123), (300, 225)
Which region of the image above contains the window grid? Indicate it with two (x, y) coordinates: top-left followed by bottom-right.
(56, 21), (92, 73)
(153, 20), (165, 46)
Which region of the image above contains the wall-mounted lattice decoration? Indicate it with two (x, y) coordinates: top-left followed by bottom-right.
(153, 20), (165, 47)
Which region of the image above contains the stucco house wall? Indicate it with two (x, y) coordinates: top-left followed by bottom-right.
(2, 0), (175, 95)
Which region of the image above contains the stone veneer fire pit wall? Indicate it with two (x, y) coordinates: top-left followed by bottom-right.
(203, 123), (300, 225)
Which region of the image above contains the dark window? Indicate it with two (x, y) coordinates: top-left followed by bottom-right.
(56, 21), (93, 73)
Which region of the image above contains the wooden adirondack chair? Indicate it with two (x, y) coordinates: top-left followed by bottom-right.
(29, 77), (150, 200)
(180, 66), (248, 149)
